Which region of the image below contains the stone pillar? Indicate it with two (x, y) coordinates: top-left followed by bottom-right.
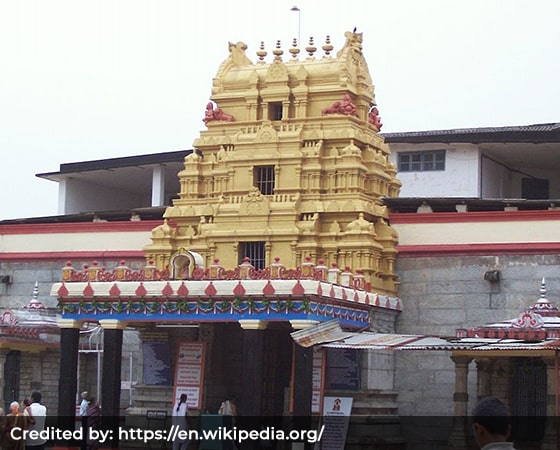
(541, 357), (559, 450)
(448, 355), (473, 450)
(238, 320), (266, 450)
(475, 358), (493, 400)
(239, 320), (266, 416)
(99, 319), (126, 450)
(0, 349), (10, 410)
(56, 319), (81, 449)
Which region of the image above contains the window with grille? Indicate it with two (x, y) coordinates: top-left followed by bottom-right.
(254, 166), (275, 195)
(398, 150), (446, 172)
(239, 242), (266, 270)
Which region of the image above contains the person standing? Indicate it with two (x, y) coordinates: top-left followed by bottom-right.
(171, 394), (189, 450)
(85, 396), (101, 450)
(25, 392), (47, 450)
(3, 401), (27, 450)
(472, 396), (517, 450)
(79, 392), (89, 450)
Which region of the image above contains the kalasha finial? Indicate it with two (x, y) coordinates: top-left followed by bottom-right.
(322, 35), (333, 56)
(289, 38), (300, 60)
(306, 36), (317, 58)
(530, 277), (560, 317)
(540, 277), (547, 299)
(272, 40), (284, 61)
(256, 41), (267, 63)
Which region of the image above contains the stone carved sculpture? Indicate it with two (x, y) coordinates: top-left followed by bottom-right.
(228, 41), (252, 66)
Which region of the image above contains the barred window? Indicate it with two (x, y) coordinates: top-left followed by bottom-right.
(254, 165), (275, 195)
(239, 242), (266, 270)
(398, 150), (446, 172)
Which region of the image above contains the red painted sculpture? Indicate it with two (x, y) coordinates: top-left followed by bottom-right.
(203, 102), (235, 124)
(368, 106), (383, 130)
(322, 94), (358, 117)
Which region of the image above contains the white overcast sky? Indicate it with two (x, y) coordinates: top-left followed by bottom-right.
(1, 0), (558, 220)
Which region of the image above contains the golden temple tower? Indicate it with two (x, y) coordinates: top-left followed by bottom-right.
(144, 31), (401, 296)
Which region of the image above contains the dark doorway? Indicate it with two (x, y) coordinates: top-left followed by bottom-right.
(209, 323), (292, 417)
(261, 324), (293, 416)
(510, 357), (546, 441)
(3, 350), (21, 411)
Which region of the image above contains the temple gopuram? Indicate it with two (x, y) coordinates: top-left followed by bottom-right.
(52, 31), (405, 448)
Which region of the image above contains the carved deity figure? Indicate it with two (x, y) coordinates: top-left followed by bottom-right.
(337, 30), (364, 57)
(228, 41), (252, 66)
(322, 94), (358, 117)
(203, 102), (235, 124)
(368, 106), (383, 130)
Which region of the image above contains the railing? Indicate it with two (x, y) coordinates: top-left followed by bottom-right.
(61, 256), (370, 291)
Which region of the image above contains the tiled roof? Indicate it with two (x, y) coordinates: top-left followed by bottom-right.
(382, 122), (560, 143)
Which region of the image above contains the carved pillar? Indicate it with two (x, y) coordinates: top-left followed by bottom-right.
(541, 357), (559, 450)
(99, 319), (126, 450)
(448, 355), (473, 450)
(56, 319), (80, 448)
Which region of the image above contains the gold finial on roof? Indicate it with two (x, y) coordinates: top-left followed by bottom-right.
(256, 41), (267, 63)
(305, 36), (317, 58)
(289, 38), (300, 60)
(322, 35), (333, 57)
(272, 40), (284, 61)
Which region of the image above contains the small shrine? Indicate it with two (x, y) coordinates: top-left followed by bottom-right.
(438, 279), (560, 449)
(0, 282), (59, 351)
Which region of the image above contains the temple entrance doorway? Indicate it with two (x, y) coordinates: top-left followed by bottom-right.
(208, 322), (293, 417)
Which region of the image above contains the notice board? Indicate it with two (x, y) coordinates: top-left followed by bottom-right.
(173, 341), (206, 409)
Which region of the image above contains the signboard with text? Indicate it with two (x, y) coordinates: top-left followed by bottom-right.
(311, 347), (325, 414)
(325, 348), (360, 390)
(142, 333), (172, 386)
(173, 341), (206, 409)
(318, 396), (353, 450)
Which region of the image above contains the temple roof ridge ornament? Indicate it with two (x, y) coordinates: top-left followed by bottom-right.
(212, 30), (374, 97)
(529, 277), (559, 317)
(457, 277), (560, 340)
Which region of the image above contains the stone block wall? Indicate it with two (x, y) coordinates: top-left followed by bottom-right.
(394, 253), (560, 416)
